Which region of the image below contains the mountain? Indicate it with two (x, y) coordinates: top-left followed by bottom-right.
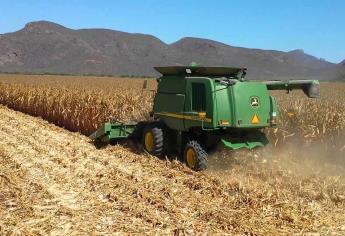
(338, 60), (345, 80)
(0, 21), (340, 79)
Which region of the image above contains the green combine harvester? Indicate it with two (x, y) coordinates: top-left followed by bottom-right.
(90, 66), (320, 171)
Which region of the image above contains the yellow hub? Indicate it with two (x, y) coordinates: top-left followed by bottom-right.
(186, 148), (197, 168)
(144, 131), (154, 152)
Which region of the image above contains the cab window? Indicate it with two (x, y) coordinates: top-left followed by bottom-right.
(191, 83), (206, 111)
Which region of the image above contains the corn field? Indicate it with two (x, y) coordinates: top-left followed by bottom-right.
(0, 74), (344, 146)
(0, 75), (155, 135)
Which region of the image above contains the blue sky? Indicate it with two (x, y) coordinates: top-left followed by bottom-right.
(0, 0), (344, 63)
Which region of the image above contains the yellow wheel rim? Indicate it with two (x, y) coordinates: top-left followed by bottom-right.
(186, 148), (197, 168)
(144, 131), (154, 152)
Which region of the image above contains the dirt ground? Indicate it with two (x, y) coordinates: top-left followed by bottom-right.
(0, 105), (345, 235)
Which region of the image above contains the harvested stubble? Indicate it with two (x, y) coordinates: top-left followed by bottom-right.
(0, 105), (345, 235)
(0, 74), (345, 235)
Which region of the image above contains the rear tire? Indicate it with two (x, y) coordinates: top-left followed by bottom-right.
(184, 140), (208, 171)
(142, 124), (164, 156)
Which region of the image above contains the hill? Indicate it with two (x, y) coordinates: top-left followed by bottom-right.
(0, 21), (341, 79)
(335, 60), (345, 80)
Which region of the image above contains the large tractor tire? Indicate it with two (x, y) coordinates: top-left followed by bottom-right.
(184, 140), (208, 171)
(142, 124), (164, 156)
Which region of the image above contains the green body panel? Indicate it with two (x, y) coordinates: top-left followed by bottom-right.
(213, 82), (273, 128)
(154, 93), (185, 130)
(214, 83), (233, 127)
(155, 75), (187, 93)
(153, 76), (186, 130)
(221, 135), (268, 149)
(231, 82), (270, 128)
(221, 139), (265, 149)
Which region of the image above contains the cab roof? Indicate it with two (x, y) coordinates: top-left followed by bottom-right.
(154, 66), (246, 77)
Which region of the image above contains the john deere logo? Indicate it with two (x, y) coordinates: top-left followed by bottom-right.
(250, 97), (259, 108)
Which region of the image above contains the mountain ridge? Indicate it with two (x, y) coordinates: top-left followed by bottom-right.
(0, 21), (343, 79)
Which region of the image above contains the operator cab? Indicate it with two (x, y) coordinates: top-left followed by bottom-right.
(153, 66), (276, 132)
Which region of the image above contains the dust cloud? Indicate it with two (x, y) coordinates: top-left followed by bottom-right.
(207, 137), (345, 182)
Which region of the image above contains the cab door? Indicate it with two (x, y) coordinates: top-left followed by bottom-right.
(184, 78), (213, 129)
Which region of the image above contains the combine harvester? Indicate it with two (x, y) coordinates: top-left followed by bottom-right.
(90, 66), (319, 171)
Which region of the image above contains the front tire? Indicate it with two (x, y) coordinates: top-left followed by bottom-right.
(142, 124), (164, 156)
(184, 140), (208, 171)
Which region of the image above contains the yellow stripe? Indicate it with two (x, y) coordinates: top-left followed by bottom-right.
(156, 112), (212, 123)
